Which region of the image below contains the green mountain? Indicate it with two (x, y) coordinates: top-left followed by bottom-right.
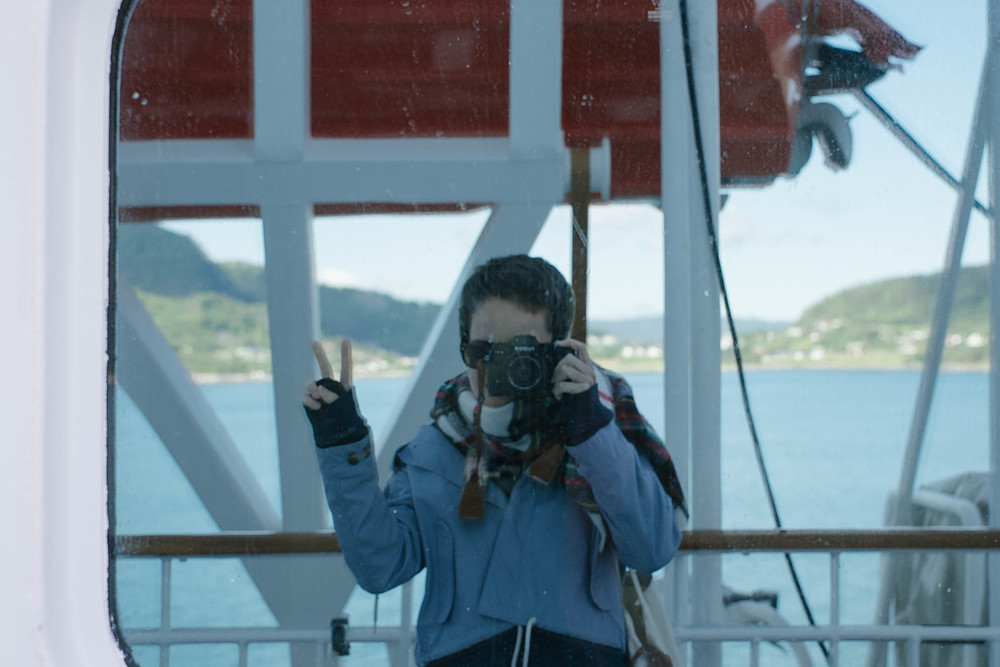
(117, 224), (258, 301)
(736, 265), (991, 368)
(116, 223), (992, 373)
(589, 316), (790, 343)
(318, 288), (438, 356)
(116, 224), (440, 374)
(799, 265), (988, 332)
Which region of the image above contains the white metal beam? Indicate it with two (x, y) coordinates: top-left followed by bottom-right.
(260, 203), (325, 531)
(661, 1), (722, 665)
(894, 73), (988, 524)
(254, 0), (309, 158)
(115, 282), (281, 530)
(116, 140), (573, 207)
(987, 1), (1000, 664)
(509, 0), (563, 157)
(115, 281), (351, 626)
(251, 1), (360, 659)
(660, 5), (694, 664)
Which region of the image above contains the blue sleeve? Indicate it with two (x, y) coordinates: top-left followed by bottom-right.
(315, 436), (425, 593)
(566, 422), (682, 573)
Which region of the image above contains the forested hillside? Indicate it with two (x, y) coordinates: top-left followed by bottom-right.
(115, 225), (992, 375)
(116, 225), (439, 375)
(734, 266), (991, 368)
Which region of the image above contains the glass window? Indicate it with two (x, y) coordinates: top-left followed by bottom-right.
(110, 1), (993, 666)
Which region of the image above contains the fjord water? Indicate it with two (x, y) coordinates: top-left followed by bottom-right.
(114, 370), (990, 666)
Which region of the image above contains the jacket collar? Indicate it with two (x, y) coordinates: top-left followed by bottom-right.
(396, 425), (509, 510)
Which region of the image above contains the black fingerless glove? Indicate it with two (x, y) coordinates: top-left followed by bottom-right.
(558, 383), (613, 446)
(305, 378), (370, 448)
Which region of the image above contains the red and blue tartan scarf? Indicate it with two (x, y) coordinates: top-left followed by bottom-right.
(430, 367), (687, 533)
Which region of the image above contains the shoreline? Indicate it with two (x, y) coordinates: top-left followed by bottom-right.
(191, 369), (417, 385)
(191, 362), (990, 385)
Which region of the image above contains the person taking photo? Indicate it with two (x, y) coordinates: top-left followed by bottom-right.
(302, 254), (685, 666)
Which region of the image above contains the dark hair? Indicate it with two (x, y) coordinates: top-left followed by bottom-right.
(459, 255), (575, 345)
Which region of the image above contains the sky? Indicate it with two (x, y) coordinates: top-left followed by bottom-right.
(161, 0), (994, 322)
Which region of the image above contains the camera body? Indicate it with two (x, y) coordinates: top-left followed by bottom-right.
(484, 335), (573, 399)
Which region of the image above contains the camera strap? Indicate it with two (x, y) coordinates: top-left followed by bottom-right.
(527, 443), (566, 484)
(458, 366), (489, 520)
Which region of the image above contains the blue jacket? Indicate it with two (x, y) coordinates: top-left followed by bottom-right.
(316, 420), (681, 665)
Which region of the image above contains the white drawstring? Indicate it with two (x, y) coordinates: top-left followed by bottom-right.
(510, 617), (537, 667)
(510, 626), (523, 667)
(521, 617), (536, 667)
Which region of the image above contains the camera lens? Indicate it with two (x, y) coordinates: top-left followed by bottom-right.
(505, 355), (543, 391)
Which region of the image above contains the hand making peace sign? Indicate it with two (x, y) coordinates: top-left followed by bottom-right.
(301, 339), (353, 410)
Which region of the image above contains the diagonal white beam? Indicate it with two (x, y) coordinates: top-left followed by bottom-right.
(116, 281), (351, 625)
(115, 280), (281, 531)
(894, 71), (988, 522)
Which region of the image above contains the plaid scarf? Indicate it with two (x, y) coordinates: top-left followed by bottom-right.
(430, 368), (687, 538)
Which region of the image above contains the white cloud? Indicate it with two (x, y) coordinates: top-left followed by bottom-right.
(317, 268), (366, 289)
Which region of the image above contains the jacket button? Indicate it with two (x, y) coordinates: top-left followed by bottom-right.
(347, 452), (361, 465)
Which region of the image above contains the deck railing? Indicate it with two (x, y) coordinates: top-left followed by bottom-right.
(114, 529), (1000, 667)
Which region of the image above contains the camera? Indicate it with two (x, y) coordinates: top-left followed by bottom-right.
(484, 335), (573, 399)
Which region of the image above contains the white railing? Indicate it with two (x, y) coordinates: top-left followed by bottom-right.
(672, 550), (998, 667)
(115, 529), (1000, 667)
(674, 529), (1000, 667)
(116, 533), (415, 666)
(121, 559), (414, 667)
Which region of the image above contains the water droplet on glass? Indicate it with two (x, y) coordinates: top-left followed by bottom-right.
(131, 91), (140, 100)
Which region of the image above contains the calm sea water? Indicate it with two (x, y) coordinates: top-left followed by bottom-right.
(113, 370), (991, 666)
